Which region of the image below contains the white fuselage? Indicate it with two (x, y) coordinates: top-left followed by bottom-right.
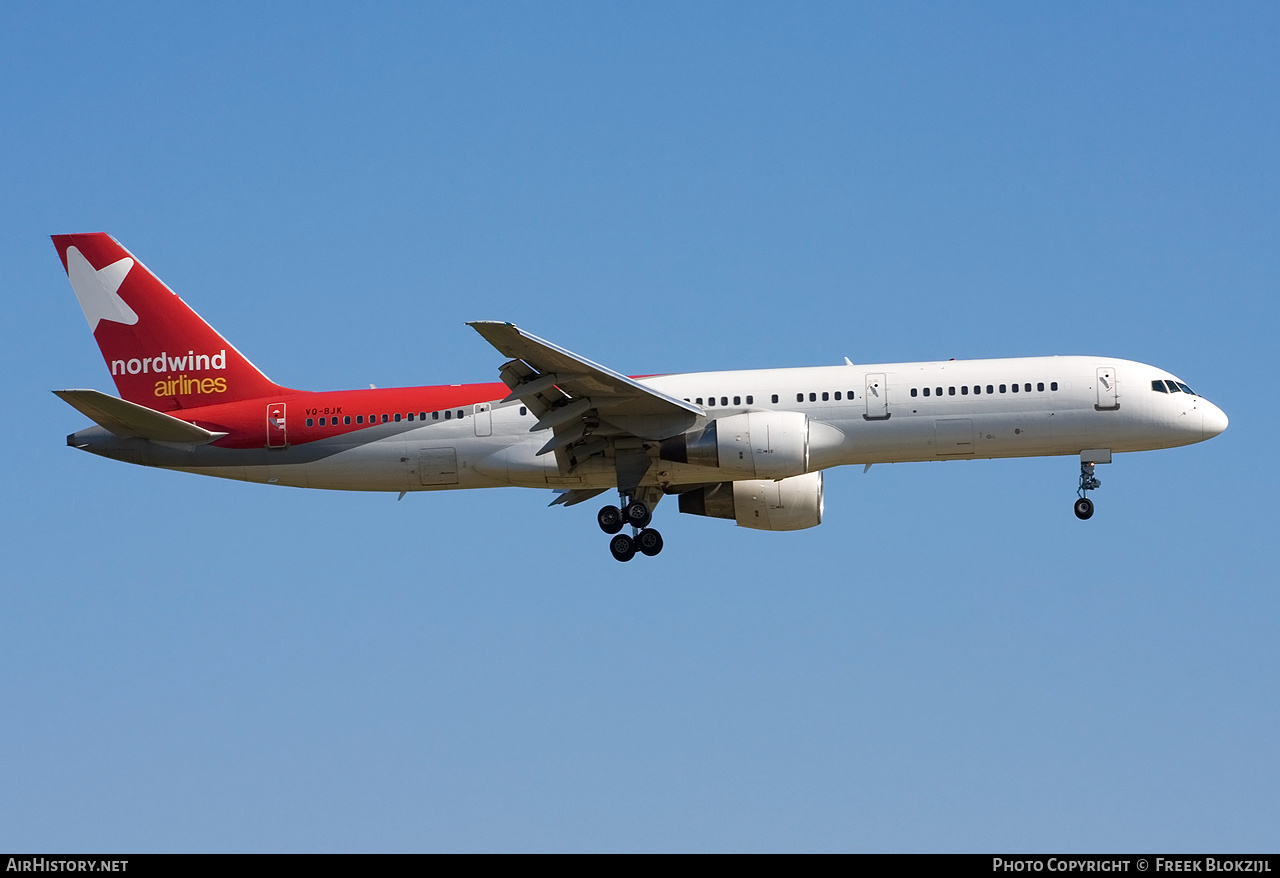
(146, 355), (1225, 493)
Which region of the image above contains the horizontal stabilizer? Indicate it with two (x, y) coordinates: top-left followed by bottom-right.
(54, 389), (227, 444)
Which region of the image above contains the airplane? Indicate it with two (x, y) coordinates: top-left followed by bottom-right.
(53, 233), (1229, 561)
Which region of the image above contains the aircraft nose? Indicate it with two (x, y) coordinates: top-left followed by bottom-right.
(1203, 402), (1229, 439)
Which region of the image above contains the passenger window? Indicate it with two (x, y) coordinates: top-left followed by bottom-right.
(809, 393), (816, 402)
(445, 410), (452, 419)
(834, 391), (842, 401)
(457, 410), (464, 418)
(420, 412), (426, 420)
(407, 413), (414, 421)
(746, 395), (753, 404)
(319, 417), (326, 425)
(696, 398), (703, 404)
(394, 413), (402, 422)
(973, 385), (981, 395)
(1012, 383), (1019, 393)
(1024, 384), (1031, 392)
(961, 386), (969, 395)
(432, 412), (440, 420)
(1037, 382), (1044, 392)
(1051, 382), (1058, 391)
(306, 418), (314, 426)
(345, 416), (351, 425)
(911, 388), (918, 397)
(935, 387), (942, 397)
(821, 392), (829, 401)
(721, 397), (728, 406)
(948, 386), (955, 396)
(923, 387), (930, 397)
(999, 384), (1007, 393)
(734, 396), (741, 405)
(987, 385), (994, 394)
(519, 407), (526, 416)
(771, 394), (779, 404)
(356, 415), (364, 424)
(381, 414), (389, 422)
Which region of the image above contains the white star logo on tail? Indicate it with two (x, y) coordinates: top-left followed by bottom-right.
(66, 245), (138, 331)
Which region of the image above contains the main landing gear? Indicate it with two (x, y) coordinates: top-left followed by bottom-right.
(598, 495), (664, 561)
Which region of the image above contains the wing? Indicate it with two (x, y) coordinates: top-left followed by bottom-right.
(468, 321), (703, 483)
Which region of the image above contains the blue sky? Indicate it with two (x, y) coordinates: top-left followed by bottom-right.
(2, 2), (1277, 852)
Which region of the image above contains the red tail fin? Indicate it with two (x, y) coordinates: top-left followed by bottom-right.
(53, 233), (289, 411)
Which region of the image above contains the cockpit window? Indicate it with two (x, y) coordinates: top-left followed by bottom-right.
(1165, 380), (1181, 393)
(1152, 380), (1168, 393)
(1175, 382), (1195, 395)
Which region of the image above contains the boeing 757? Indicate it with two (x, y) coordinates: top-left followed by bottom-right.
(53, 233), (1228, 561)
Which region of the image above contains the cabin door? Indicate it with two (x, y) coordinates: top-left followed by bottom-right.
(864, 373), (888, 420)
(473, 403), (492, 437)
(1096, 367), (1119, 411)
(266, 403), (287, 448)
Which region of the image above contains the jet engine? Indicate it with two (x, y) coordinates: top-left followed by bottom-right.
(659, 411), (814, 480)
(677, 471), (824, 531)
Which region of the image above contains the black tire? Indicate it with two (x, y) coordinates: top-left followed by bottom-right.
(609, 533), (636, 562)
(1074, 497), (1094, 520)
(597, 505), (624, 534)
(623, 500), (652, 529)
(636, 528), (664, 556)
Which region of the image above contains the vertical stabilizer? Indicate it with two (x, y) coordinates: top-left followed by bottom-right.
(52, 233), (289, 412)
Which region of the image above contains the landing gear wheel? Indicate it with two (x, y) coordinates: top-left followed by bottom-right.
(636, 528), (664, 557)
(623, 500), (652, 529)
(597, 505), (624, 534)
(1074, 497), (1094, 520)
(609, 533), (636, 562)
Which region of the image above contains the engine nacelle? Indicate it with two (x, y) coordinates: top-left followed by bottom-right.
(677, 471), (824, 532)
(660, 411), (811, 480)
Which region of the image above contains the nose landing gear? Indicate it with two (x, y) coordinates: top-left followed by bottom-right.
(1075, 461), (1101, 519)
(598, 490), (664, 560)
(1074, 450), (1110, 520)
